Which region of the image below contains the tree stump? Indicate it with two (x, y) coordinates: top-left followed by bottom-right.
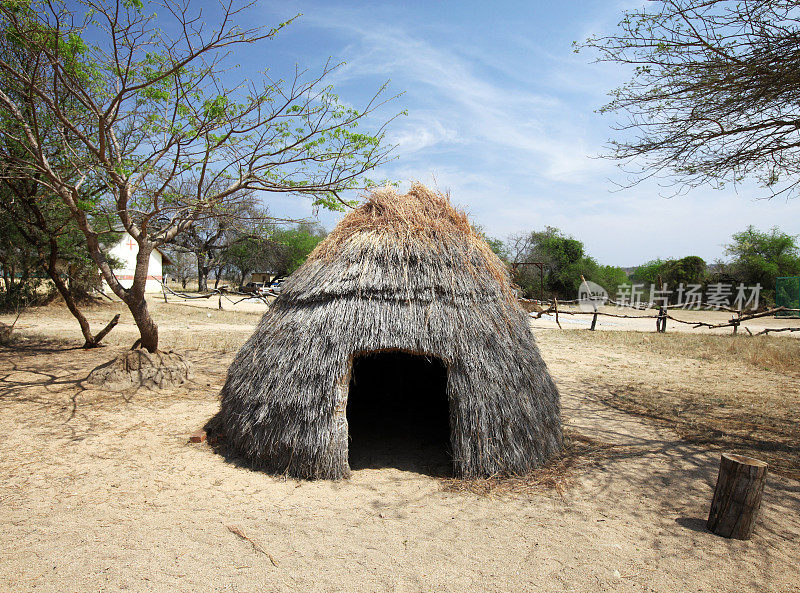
(707, 453), (768, 540)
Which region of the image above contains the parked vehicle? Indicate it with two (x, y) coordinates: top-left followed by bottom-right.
(241, 282), (264, 293)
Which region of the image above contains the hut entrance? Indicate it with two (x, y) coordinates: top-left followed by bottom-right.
(346, 351), (451, 475)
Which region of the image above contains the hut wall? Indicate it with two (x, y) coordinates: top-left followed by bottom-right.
(214, 295), (561, 479)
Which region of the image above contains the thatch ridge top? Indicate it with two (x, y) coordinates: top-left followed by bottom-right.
(287, 183), (515, 304)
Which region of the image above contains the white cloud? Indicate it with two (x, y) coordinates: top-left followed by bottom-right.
(251, 2), (800, 266)
(388, 113), (459, 155)
(303, 11), (606, 183)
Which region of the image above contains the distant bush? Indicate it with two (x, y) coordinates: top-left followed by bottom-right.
(0, 279), (57, 312)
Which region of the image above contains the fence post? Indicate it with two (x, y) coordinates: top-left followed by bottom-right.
(554, 297), (562, 329)
(656, 306), (667, 333)
(580, 274), (599, 331)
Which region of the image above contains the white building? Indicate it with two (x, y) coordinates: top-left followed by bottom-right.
(104, 231), (171, 293)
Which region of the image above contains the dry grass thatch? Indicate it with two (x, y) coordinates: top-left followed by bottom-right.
(207, 184), (563, 479)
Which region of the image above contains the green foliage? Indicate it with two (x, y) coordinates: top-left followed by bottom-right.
(269, 223), (326, 275)
(630, 256), (707, 291)
(506, 227), (625, 299)
(0, 210), (48, 310)
(775, 277), (800, 318)
(0, 186), (118, 301)
(664, 256), (707, 287)
(3, 3), (98, 84)
(589, 263), (629, 297)
(630, 259), (666, 287)
(724, 226), (800, 288)
(522, 227), (587, 297)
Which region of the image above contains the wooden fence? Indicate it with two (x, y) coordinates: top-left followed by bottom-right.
(520, 296), (800, 336)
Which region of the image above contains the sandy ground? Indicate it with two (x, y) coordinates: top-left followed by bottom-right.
(1, 301), (799, 592)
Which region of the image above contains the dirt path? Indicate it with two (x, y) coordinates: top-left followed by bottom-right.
(0, 317), (798, 592)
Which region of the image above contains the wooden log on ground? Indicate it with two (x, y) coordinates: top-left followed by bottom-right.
(189, 430), (207, 443)
(707, 453), (768, 540)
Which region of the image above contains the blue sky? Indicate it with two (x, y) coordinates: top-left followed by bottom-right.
(161, 1), (800, 265)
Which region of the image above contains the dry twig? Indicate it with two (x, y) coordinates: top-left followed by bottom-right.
(226, 525), (279, 567)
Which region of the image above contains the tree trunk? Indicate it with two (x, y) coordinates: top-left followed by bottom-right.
(46, 263), (116, 348)
(196, 252), (209, 293)
(18, 265), (30, 289)
(126, 244), (159, 352)
(52, 187), (160, 352)
(126, 294), (159, 352)
(42, 242), (94, 347)
(214, 267), (224, 289)
(707, 453), (768, 540)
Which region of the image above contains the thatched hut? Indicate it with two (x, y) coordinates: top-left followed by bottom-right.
(207, 184), (562, 479)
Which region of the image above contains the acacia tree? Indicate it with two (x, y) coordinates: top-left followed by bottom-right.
(169, 187), (269, 292)
(161, 248), (194, 289)
(0, 15), (119, 344)
(582, 0), (800, 198)
(223, 234), (273, 288)
(725, 226), (800, 287)
(0, 0), (399, 352)
(0, 179), (121, 346)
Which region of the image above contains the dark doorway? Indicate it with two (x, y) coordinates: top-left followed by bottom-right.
(346, 351), (451, 475)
